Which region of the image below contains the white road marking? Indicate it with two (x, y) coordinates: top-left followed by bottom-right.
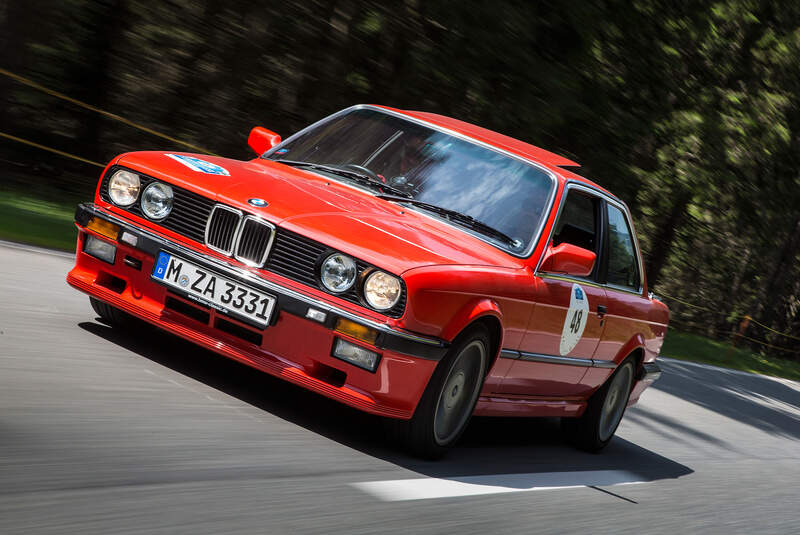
(352, 470), (644, 501)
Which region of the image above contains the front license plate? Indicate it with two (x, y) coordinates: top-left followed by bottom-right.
(152, 251), (276, 328)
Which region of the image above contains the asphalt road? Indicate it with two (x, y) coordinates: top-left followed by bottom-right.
(1, 242), (799, 534)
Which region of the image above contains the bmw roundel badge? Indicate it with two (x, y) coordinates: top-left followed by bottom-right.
(248, 198), (268, 207)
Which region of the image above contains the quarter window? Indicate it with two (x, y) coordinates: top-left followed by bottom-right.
(606, 204), (640, 290)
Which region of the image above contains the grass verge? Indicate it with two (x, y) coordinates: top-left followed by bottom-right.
(661, 330), (800, 382)
(0, 191), (77, 250)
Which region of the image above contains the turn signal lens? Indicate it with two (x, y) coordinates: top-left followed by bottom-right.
(335, 318), (379, 345)
(86, 217), (120, 240)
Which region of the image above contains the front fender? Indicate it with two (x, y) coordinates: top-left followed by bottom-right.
(400, 264), (535, 349)
(439, 298), (503, 343)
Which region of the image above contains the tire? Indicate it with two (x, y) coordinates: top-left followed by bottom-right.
(403, 325), (490, 459)
(562, 358), (635, 452)
(89, 297), (131, 327)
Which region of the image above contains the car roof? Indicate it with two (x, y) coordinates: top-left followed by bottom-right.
(375, 105), (615, 199)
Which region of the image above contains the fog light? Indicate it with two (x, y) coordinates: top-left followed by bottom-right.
(84, 234), (117, 264)
(86, 217), (120, 240)
(332, 338), (380, 372)
(335, 318), (379, 345)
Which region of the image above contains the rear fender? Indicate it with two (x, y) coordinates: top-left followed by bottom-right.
(614, 333), (646, 368)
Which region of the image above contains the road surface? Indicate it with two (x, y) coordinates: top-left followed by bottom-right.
(1, 242), (798, 534)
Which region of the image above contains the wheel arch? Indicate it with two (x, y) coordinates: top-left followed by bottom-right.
(468, 315), (503, 373)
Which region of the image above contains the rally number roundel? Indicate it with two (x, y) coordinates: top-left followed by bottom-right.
(559, 283), (589, 356)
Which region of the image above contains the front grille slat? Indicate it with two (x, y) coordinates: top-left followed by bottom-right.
(271, 245), (319, 263)
(206, 205), (240, 254)
(268, 252), (315, 271)
(101, 165), (406, 317)
(234, 217), (274, 267)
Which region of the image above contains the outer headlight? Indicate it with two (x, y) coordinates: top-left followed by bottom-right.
(320, 253), (357, 293)
(364, 270), (402, 310)
(141, 182), (174, 220)
(108, 170), (140, 206)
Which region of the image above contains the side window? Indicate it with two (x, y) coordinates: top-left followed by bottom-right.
(606, 204), (640, 290)
(552, 191), (599, 255)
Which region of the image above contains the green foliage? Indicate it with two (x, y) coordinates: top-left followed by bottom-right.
(1, 0), (799, 360)
(661, 330), (800, 381)
(0, 191), (76, 250)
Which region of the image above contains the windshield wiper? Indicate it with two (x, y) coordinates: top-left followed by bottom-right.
(375, 194), (522, 248)
(274, 159), (411, 198)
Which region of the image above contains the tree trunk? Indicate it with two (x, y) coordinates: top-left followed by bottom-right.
(756, 213), (800, 331)
(644, 188), (692, 290)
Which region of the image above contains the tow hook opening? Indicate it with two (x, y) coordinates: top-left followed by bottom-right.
(95, 271), (127, 294)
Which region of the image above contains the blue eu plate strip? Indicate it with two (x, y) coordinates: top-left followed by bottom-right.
(153, 251), (171, 279)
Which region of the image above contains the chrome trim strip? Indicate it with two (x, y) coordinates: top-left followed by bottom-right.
(519, 352), (594, 367)
(233, 215), (276, 268)
(91, 205), (445, 347)
(499, 349), (520, 360)
(261, 104), (559, 259)
(204, 204), (243, 256)
(499, 348), (618, 369)
(592, 360), (618, 369)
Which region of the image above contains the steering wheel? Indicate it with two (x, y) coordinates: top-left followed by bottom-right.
(340, 163), (381, 182)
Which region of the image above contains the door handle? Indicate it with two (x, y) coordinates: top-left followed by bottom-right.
(597, 305), (607, 317)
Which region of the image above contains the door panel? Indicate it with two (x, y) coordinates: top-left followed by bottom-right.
(500, 276), (607, 397)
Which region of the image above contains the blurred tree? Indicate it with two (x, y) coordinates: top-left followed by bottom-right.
(1, 0), (799, 354)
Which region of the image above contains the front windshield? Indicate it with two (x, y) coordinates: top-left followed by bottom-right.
(266, 108), (555, 254)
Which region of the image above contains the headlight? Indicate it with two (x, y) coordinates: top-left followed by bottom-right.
(320, 253), (357, 293)
(108, 170), (140, 206)
(363, 270), (402, 310)
(140, 182), (174, 220)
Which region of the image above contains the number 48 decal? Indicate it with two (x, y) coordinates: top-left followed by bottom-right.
(569, 309), (584, 334)
(560, 283), (590, 355)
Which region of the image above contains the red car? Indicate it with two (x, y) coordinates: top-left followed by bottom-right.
(67, 105), (668, 458)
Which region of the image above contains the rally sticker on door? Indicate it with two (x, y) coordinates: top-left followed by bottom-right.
(166, 154), (230, 176)
(559, 283), (589, 355)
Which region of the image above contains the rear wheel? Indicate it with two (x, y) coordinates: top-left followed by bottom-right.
(89, 297), (131, 327)
(403, 325), (489, 459)
(562, 359), (635, 452)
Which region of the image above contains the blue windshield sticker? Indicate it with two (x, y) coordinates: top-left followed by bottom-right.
(166, 154), (230, 176)
(275, 148), (290, 154)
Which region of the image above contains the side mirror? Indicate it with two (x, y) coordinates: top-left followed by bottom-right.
(540, 242), (596, 277)
(248, 126), (281, 155)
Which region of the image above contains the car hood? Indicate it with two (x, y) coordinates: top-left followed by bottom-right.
(117, 151), (524, 274)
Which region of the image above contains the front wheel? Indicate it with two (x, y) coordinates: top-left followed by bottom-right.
(562, 359), (635, 452)
(89, 297), (132, 327)
(402, 325), (489, 459)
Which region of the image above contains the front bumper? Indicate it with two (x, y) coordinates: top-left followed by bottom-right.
(68, 203), (448, 419)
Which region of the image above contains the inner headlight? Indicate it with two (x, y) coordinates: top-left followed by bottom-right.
(140, 182), (174, 220)
(108, 170), (140, 206)
(364, 270), (402, 310)
(320, 253), (357, 293)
